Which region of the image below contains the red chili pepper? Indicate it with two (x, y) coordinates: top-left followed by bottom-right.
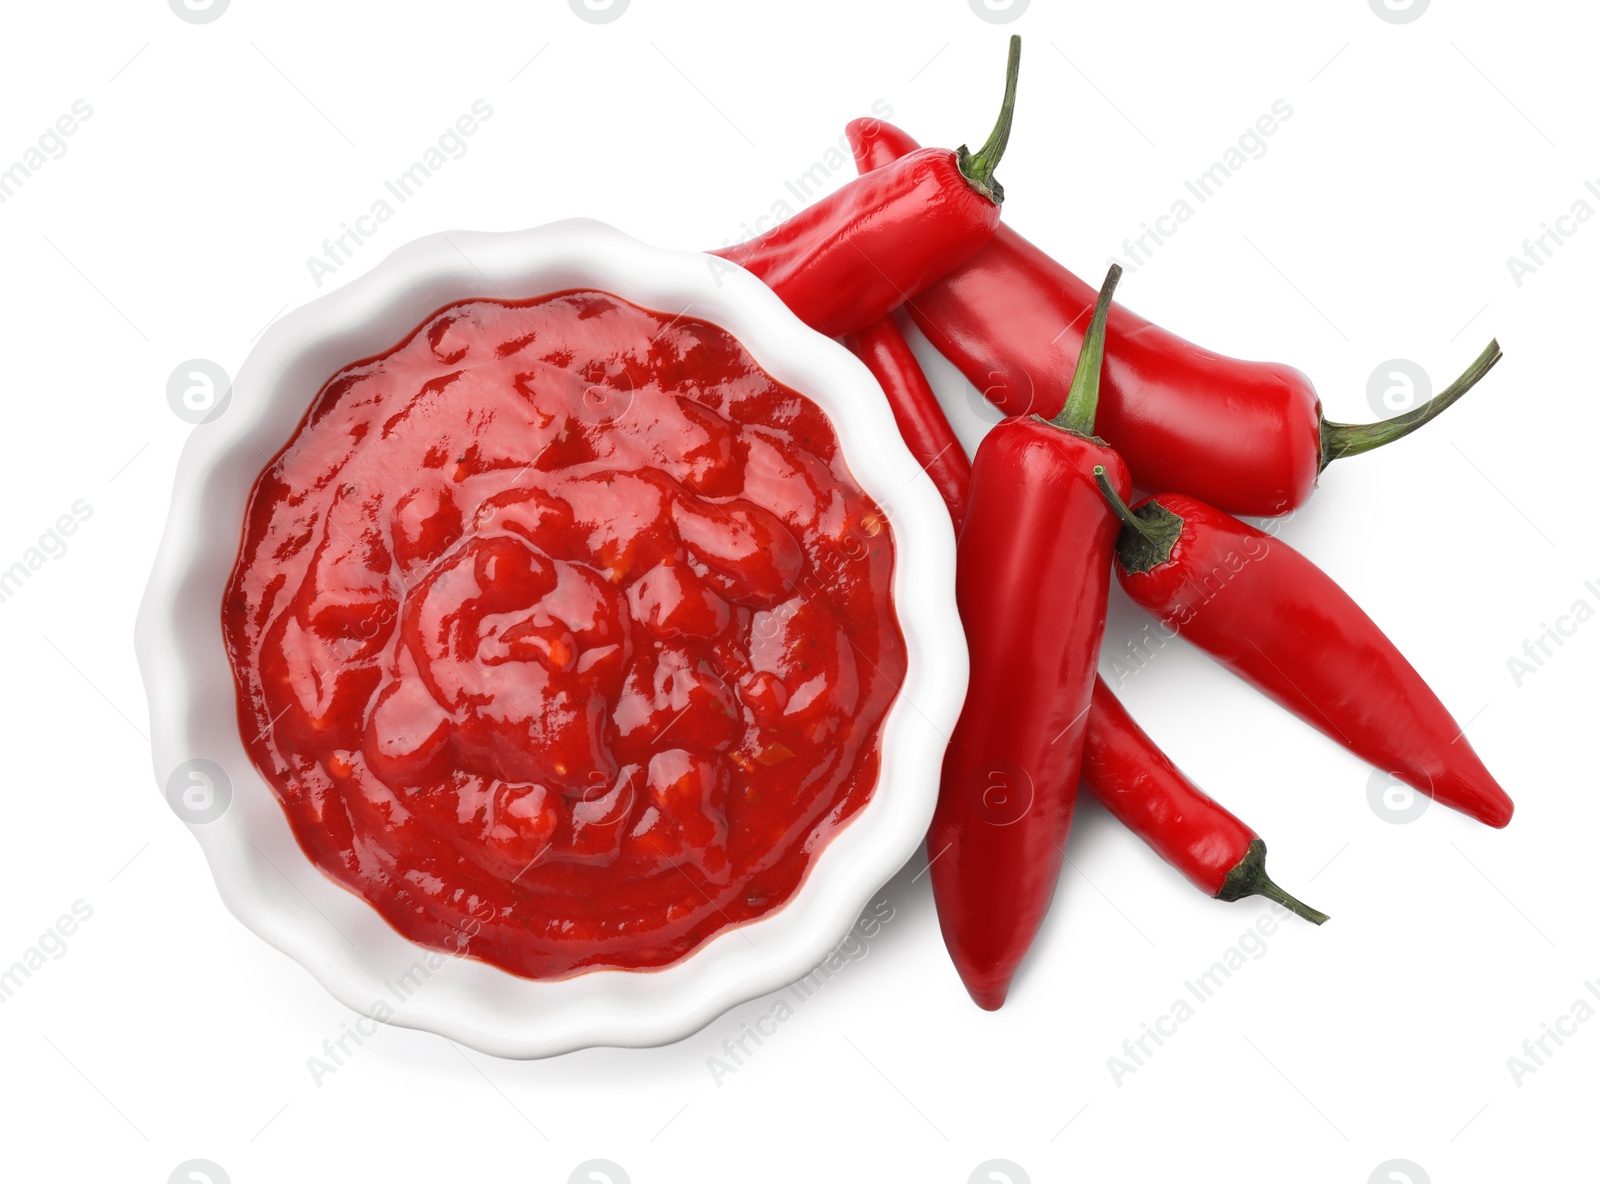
(846, 118), (1501, 517)
(931, 264), (1129, 1010)
(710, 39), (1020, 340)
(1094, 481), (1515, 828)
(1082, 679), (1326, 922)
(842, 316), (969, 528)
(848, 309), (1324, 922)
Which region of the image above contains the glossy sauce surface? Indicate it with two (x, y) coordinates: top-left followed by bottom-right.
(223, 291), (904, 979)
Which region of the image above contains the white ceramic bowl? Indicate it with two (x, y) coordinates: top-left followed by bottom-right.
(135, 219), (967, 1058)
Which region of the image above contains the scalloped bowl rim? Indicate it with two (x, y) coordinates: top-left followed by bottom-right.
(134, 218), (967, 1058)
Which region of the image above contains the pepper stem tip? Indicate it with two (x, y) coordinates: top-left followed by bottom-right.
(1049, 263), (1122, 436)
(1218, 839), (1329, 926)
(956, 34), (1022, 204)
(1093, 465), (1150, 538)
(1321, 338), (1503, 470)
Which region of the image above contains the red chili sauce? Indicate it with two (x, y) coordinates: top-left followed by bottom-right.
(223, 291), (905, 979)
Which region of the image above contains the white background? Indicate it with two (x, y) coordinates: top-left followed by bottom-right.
(1, 1), (1594, 1181)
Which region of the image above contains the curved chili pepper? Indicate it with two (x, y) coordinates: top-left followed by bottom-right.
(931, 265), (1129, 1011)
(1095, 481), (1515, 828)
(709, 38), (1020, 340)
(846, 117), (1501, 517)
(1082, 679), (1326, 922)
(842, 315), (969, 527)
(847, 310), (1324, 922)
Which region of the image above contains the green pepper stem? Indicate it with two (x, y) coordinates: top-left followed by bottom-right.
(1320, 338), (1502, 471)
(955, 35), (1021, 204)
(1050, 264), (1121, 436)
(1217, 839), (1329, 925)
(1092, 464), (1159, 544)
